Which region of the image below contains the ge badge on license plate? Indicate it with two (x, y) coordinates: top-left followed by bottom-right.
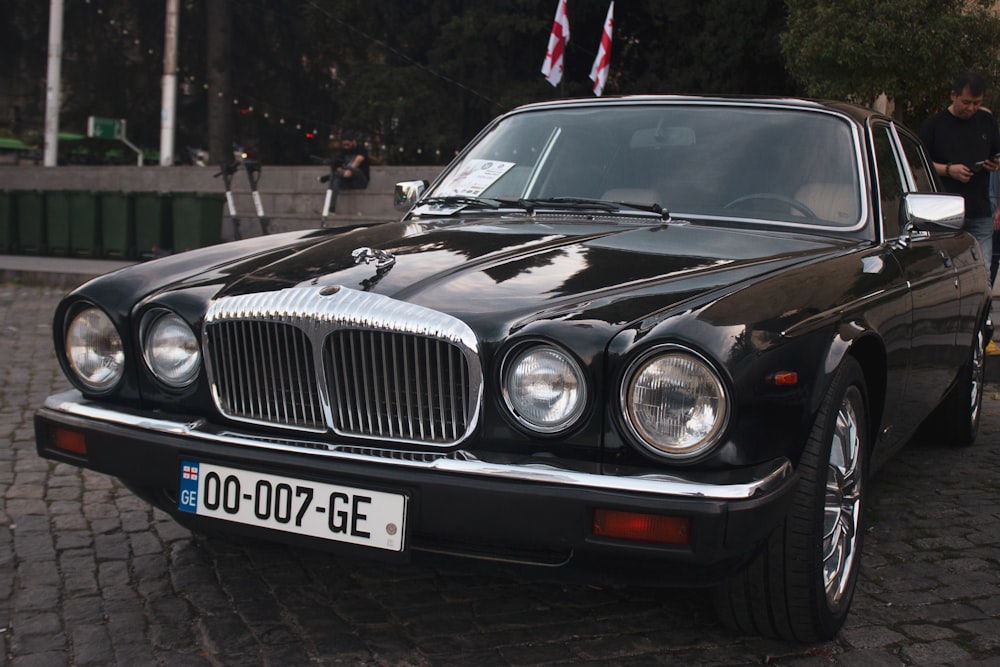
(178, 461), (406, 551)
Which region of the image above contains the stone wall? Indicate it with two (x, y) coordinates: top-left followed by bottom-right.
(1, 164), (442, 240)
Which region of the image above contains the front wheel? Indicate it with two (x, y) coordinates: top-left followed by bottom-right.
(713, 357), (868, 641)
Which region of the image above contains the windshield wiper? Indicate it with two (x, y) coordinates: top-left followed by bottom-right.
(420, 195), (502, 209)
(517, 197), (621, 213)
(517, 197), (668, 219)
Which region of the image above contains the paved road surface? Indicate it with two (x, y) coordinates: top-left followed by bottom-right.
(1, 283), (998, 666)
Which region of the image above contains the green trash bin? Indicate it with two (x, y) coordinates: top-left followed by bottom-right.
(172, 192), (224, 251)
(134, 192), (172, 258)
(0, 191), (15, 253)
(16, 191), (45, 255)
(68, 190), (100, 258)
(100, 191), (135, 259)
(45, 190), (71, 256)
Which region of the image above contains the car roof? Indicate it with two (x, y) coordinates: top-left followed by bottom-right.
(506, 95), (885, 126)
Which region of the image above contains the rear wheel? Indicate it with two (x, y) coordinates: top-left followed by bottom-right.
(713, 357), (868, 641)
(926, 327), (985, 447)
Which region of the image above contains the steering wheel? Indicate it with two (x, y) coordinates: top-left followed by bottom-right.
(724, 193), (817, 219)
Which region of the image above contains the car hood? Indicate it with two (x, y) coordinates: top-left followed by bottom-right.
(201, 216), (855, 335)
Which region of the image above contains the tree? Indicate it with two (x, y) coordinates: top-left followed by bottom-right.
(781, 0), (1000, 124)
(2, 0), (794, 165)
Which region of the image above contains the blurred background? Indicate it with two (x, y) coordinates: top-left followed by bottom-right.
(3, 0), (1000, 167)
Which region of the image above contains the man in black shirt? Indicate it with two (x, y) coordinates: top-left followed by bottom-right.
(327, 131), (370, 214)
(920, 73), (1000, 273)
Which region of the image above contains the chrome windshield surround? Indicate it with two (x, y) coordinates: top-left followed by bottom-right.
(42, 390), (793, 502)
(202, 285), (483, 447)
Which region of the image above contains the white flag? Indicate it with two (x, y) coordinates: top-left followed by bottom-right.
(589, 1), (614, 96)
(541, 0), (570, 87)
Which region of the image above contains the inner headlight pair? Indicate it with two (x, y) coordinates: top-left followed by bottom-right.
(64, 306), (200, 392)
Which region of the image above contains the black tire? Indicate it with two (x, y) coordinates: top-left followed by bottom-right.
(925, 327), (985, 448)
(713, 357), (868, 641)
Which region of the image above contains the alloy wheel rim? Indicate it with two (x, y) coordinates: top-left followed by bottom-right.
(969, 330), (985, 428)
(822, 390), (862, 607)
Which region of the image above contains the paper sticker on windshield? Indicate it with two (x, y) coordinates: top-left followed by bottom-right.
(436, 160), (515, 197)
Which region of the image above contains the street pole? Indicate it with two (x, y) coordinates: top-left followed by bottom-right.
(43, 0), (64, 167)
(160, 0), (179, 166)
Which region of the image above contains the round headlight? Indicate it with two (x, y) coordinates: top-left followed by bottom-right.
(502, 345), (587, 433)
(142, 310), (200, 387)
(623, 349), (728, 459)
(65, 306), (124, 392)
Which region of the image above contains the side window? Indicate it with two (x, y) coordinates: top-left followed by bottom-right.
(898, 132), (935, 192)
(873, 125), (904, 238)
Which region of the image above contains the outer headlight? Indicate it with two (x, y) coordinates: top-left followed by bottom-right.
(141, 310), (200, 387)
(65, 306), (124, 392)
(622, 347), (728, 459)
(502, 344), (587, 433)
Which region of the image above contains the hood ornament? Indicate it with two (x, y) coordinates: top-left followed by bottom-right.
(352, 246), (396, 270)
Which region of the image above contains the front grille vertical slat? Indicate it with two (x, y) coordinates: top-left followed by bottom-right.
(377, 333), (389, 436)
(203, 287), (479, 446)
(412, 338), (427, 441)
(425, 338), (438, 441)
(447, 343), (458, 441)
(281, 324), (298, 424)
(390, 335), (405, 438)
(260, 323), (275, 422)
(431, 341), (448, 438)
(289, 324), (317, 426)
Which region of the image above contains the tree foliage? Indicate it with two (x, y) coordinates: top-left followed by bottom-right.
(781, 0), (1000, 124)
(4, 0), (793, 165)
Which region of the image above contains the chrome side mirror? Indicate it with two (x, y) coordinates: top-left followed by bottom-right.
(897, 192), (965, 247)
(901, 192), (965, 231)
(394, 180), (428, 212)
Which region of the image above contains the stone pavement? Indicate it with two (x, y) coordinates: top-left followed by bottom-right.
(1, 282), (999, 666)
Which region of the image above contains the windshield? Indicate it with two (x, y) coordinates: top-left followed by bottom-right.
(424, 104), (863, 227)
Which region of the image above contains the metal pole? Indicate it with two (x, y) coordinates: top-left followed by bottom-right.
(43, 0), (64, 167)
(160, 0), (180, 166)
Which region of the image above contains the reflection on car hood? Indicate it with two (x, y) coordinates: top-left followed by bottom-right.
(210, 217), (854, 332)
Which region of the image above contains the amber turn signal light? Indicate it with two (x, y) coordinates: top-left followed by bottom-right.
(51, 427), (87, 457)
(592, 509), (691, 545)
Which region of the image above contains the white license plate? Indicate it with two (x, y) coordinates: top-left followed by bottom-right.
(177, 461), (406, 552)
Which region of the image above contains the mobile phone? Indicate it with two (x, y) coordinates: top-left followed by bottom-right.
(973, 152), (1000, 170)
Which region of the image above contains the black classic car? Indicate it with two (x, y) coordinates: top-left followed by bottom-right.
(36, 96), (990, 641)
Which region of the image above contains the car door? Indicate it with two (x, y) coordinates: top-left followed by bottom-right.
(872, 122), (963, 448)
(896, 127), (985, 352)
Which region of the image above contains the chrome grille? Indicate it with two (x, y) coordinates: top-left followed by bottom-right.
(202, 285), (482, 447)
(327, 329), (471, 443)
(206, 320), (323, 430)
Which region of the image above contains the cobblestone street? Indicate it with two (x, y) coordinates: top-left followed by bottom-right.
(1, 283), (999, 666)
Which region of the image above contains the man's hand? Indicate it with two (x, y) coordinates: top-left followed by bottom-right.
(950, 162), (975, 182)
